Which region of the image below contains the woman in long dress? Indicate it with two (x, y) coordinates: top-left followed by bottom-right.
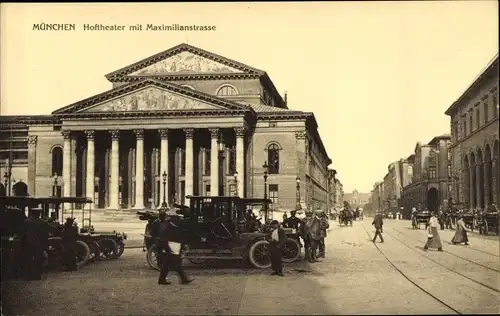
(451, 215), (469, 245)
(424, 211), (443, 251)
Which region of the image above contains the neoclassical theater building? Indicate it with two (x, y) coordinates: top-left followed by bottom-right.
(0, 43), (332, 212)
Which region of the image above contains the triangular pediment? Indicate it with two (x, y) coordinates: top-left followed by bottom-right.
(129, 51), (244, 75)
(53, 80), (248, 115)
(105, 43), (263, 79)
(80, 85), (223, 113)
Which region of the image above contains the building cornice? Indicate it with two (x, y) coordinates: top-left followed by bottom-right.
(56, 109), (250, 120)
(107, 73), (262, 83)
(444, 55), (499, 116)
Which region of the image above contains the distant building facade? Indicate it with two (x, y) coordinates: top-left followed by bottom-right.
(370, 181), (385, 211)
(334, 179), (344, 210)
(401, 135), (452, 214)
(344, 189), (370, 209)
(445, 54), (499, 209)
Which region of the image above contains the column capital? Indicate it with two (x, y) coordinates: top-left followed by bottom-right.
(159, 129), (169, 139)
(295, 131), (307, 140)
(184, 128), (195, 139)
(62, 131), (71, 139)
(134, 129), (144, 140)
(110, 130), (120, 140)
(85, 130), (95, 140)
(234, 126), (246, 138)
(27, 135), (38, 145)
(209, 128), (219, 139)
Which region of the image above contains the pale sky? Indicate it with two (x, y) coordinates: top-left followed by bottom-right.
(1, 2), (498, 193)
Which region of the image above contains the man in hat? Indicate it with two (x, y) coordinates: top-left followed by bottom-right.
(300, 210), (321, 262)
(283, 210), (301, 230)
(372, 210), (384, 243)
(23, 207), (49, 280)
(158, 211), (194, 285)
(268, 220), (285, 276)
(61, 217), (79, 271)
(318, 212), (330, 258)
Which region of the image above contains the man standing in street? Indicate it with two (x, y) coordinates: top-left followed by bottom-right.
(300, 210), (321, 263)
(158, 210), (194, 285)
(318, 212), (329, 258)
(61, 217), (79, 271)
(372, 210), (384, 243)
(268, 220), (285, 276)
(23, 207), (49, 280)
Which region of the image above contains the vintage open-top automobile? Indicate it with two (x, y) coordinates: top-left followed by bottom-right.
(412, 210), (431, 229)
(139, 195), (301, 270)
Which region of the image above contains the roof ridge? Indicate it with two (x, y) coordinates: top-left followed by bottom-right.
(104, 43), (264, 79)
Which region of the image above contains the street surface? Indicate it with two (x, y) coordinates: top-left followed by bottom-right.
(2, 218), (499, 315)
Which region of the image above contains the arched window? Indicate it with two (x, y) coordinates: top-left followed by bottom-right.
(216, 85), (238, 96)
(267, 143), (280, 174)
(51, 146), (63, 177)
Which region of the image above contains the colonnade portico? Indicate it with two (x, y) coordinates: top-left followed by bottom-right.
(62, 126), (247, 209)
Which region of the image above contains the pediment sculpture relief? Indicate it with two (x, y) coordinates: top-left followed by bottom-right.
(130, 51), (243, 75)
(87, 87), (220, 112)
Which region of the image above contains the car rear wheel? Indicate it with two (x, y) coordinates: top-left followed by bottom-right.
(248, 239), (271, 269)
(76, 240), (91, 267)
(282, 237), (301, 263)
(147, 244), (160, 271)
(99, 238), (118, 260)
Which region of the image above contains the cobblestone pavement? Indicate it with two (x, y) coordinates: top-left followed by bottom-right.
(2, 219), (499, 315)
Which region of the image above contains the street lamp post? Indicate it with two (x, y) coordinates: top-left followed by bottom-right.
(296, 176), (301, 211)
(161, 171), (168, 209)
(52, 173), (59, 197)
(217, 138), (225, 196)
(263, 161), (269, 222)
(233, 171), (238, 196)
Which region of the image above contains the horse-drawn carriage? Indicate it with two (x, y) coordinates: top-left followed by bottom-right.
(478, 211), (499, 235)
(339, 209), (353, 226)
(139, 196), (301, 271)
(412, 210), (431, 229)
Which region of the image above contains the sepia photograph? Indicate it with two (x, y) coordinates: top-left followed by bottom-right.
(0, 2), (498, 315)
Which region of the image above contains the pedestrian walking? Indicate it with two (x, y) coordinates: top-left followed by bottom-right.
(61, 217), (79, 271)
(372, 211), (384, 243)
(268, 220), (285, 276)
(157, 210), (194, 285)
(451, 215), (469, 245)
(22, 208), (49, 280)
(424, 211), (443, 252)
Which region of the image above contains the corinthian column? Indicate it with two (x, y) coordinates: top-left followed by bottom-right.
(159, 129), (169, 205)
(209, 128), (219, 196)
(85, 130), (95, 205)
(109, 130), (120, 210)
(184, 128), (194, 205)
(234, 127), (246, 197)
(134, 129), (145, 209)
(62, 131), (72, 201)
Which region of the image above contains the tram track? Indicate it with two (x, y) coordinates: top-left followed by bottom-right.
(390, 227), (499, 273)
(359, 222), (462, 315)
(383, 227), (499, 294)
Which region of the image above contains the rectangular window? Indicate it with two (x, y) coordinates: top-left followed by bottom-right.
(429, 167), (437, 179)
(179, 149), (186, 176)
(204, 149), (211, 176)
(493, 93), (499, 118)
(476, 108), (480, 128)
(447, 164), (452, 177)
(469, 115), (473, 133)
(269, 184), (279, 207)
(205, 184), (211, 196)
(483, 100), (489, 123)
(463, 119), (468, 136)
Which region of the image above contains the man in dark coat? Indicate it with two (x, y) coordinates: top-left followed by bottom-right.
(300, 210), (321, 263)
(372, 211), (384, 243)
(158, 212), (194, 285)
(268, 220), (285, 276)
(23, 208), (49, 280)
(61, 217), (79, 271)
(318, 212), (330, 258)
(151, 211), (167, 245)
(283, 210), (301, 230)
